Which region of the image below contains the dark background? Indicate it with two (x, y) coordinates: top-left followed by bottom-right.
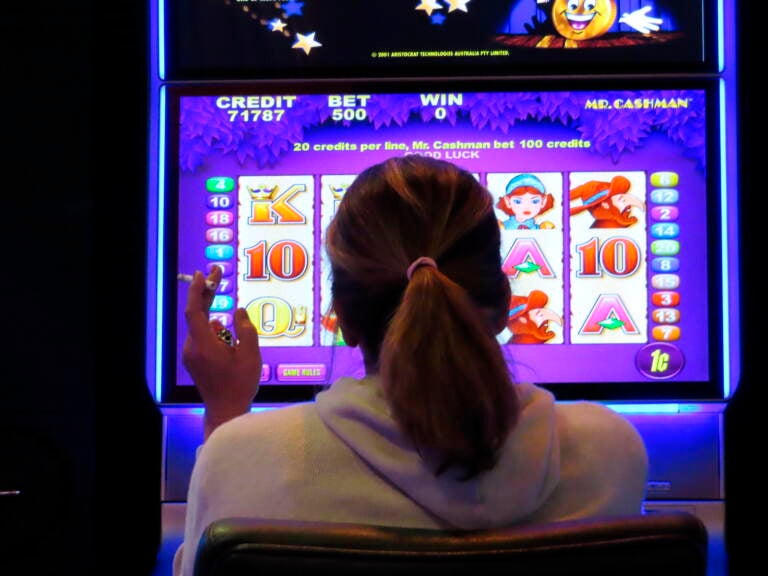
(2, 2), (757, 575)
(723, 1), (760, 573)
(3, 3), (160, 575)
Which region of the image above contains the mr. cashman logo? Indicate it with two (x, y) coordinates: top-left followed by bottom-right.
(586, 97), (693, 110)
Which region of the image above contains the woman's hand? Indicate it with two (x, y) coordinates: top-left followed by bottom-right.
(182, 268), (262, 440)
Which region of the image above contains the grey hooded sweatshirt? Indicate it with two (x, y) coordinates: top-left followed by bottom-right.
(175, 376), (648, 576)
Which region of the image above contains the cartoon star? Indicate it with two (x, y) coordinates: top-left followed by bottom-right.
(445, 0), (472, 13)
(282, 1), (304, 18)
(415, 0), (443, 17)
(292, 31), (322, 55)
(432, 13), (446, 25)
(267, 18), (287, 33)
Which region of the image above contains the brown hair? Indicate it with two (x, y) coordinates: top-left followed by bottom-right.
(325, 156), (518, 477)
(496, 186), (555, 217)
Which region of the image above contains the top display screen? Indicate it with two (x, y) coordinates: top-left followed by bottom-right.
(162, 0), (715, 80)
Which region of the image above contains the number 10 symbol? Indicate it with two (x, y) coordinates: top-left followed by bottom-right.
(575, 236), (642, 278)
(244, 240), (308, 280)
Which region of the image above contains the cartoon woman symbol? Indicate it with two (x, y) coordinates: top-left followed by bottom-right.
(496, 173), (556, 230)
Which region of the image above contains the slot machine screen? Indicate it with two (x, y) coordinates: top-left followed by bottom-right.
(157, 78), (723, 403)
(163, 0), (715, 79)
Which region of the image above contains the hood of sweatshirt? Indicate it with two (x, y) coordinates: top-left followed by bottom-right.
(315, 376), (560, 529)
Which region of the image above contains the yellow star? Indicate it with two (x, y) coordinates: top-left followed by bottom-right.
(268, 18), (287, 33)
(445, 0), (471, 13)
(415, 0), (443, 17)
(292, 32), (322, 55)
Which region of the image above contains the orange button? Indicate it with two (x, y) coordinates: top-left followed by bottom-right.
(652, 308), (681, 324)
(652, 291), (680, 306)
(652, 326), (681, 341)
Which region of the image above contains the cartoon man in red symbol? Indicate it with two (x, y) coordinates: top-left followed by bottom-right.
(569, 175), (644, 228)
(501, 289), (563, 344)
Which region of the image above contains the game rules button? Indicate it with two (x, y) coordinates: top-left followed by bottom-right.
(636, 343), (685, 380)
(277, 363), (327, 383)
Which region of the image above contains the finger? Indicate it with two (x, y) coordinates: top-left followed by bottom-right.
(185, 271), (214, 343)
(233, 308), (260, 354)
(210, 317), (225, 332)
(200, 265), (223, 311)
(206, 263), (223, 287)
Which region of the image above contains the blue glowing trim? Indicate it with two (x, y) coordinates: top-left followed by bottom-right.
(606, 403), (680, 414)
(169, 404), (723, 417)
(155, 86), (167, 402)
(166, 406), (276, 416)
(717, 0), (724, 73)
(158, 0), (166, 80)
(719, 79), (731, 397)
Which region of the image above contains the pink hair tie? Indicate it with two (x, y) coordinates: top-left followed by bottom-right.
(406, 257), (438, 280)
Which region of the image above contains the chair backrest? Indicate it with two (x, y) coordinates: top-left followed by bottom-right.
(193, 511), (708, 576)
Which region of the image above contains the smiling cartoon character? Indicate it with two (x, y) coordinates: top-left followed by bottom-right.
(549, 0), (662, 46)
(552, 0), (617, 40)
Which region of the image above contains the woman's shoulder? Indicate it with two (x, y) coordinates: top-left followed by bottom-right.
(526, 400), (649, 520)
(515, 385), (644, 456)
(554, 401), (648, 466)
(202, 402), (318, 460)
(556, 401), (639, 433)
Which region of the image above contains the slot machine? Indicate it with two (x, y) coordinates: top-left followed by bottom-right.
(147, 2), (740, 574)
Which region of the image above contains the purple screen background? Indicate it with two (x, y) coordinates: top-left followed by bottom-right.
(171, 88), (710, 388)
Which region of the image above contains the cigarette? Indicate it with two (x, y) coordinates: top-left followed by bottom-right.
(177, 273), (218, 291)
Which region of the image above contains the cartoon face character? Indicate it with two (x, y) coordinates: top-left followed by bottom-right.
(503, 192), (544, 221)
(551, 0), (617, 40)
(496, 173), (555, 230)
(596, 190), (644, 227)
(506, 290), (563, 344)
(570, 175), (645, 229)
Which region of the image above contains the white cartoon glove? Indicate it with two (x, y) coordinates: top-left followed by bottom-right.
(618, 6), (663, 35)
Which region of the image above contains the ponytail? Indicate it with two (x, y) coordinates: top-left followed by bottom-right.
(381, 263), (516, 477)
(327, 155), (519, 478)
